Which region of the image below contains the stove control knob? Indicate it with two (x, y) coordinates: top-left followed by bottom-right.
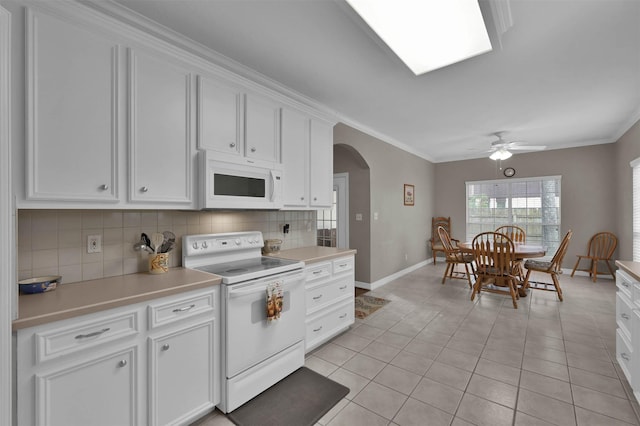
(192, 242), (198, 250)
(235, 239), (241, 245)
(202, 241), (208, 249)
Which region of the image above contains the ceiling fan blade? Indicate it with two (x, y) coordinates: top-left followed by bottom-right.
(508, 145), (546, 151)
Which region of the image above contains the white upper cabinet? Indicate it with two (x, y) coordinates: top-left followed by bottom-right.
(128, 49), (193, 205)
(309, 119), (334, 207)
(281, 108), (309, 207)
(245, 93), (281, 164)
(197, 76), (243, 156)
(25, 10), (119, 202)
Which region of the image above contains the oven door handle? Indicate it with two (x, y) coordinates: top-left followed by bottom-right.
(228, 279), (302, 298)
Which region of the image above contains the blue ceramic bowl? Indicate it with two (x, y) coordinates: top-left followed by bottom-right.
(18, 276), (62, 294)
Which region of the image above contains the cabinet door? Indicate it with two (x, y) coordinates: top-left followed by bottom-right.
(309, 119), (334, 207)
(129, 49), (193, 204)
(245, 94), (280, 163)
(281, 108), (309, 207)
(198, 76), (243, 156)
(149, 320), (216, 426)
(25, 10), (118, 202)
(36, 347), (137, 426)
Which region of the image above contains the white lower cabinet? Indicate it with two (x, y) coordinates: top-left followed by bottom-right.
(304, 255), (355, 352)
(617, 270), (640, 398)
(16, 286), (219, 426)
(36, 346), (138, 426)
(149, 320), (216, 426)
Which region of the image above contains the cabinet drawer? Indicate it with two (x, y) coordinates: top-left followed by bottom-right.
(148, 289), (215, 329)
(332, 257), (354, 275)
(617, 328), (634, 384)
(305, 298), (354, 352)
(306, 277), (354, 315)
(617, 270), (634, 300)
(35, 310), (139, 363)
(617, 292), (634, 340)
(306, 262), (331, 284)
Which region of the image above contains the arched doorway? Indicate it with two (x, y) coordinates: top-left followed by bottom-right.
(333, 143), (371, 286)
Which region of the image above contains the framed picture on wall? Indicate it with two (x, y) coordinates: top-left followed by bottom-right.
(404, 184), (414, 206)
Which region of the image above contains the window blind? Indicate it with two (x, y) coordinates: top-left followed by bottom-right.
(466, 176), (561, 253)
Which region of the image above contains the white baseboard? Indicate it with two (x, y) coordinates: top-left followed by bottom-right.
(561, 268), (615, 280)
(355, 259), (432, 291)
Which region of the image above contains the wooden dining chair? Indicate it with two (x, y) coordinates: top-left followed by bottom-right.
(430, 217), (457, 264)
(471, 232), (520, 309)
(495, 225), (526, 280)
(570, 231), (617, 282)
(523, 230), (573, 301)
(495, 225), (526, 243)
(437, 226), (475, 288)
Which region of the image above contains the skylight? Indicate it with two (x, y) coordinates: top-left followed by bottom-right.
(345, 0), (493, 75)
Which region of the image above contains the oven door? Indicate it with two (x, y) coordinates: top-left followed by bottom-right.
(223, 269), (305, 378)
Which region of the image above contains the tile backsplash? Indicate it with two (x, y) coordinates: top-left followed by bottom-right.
(17, 209), (317, 284)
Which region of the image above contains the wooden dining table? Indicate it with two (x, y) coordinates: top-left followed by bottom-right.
(457, 241), (546, 296)
(457, 241), (546, 259)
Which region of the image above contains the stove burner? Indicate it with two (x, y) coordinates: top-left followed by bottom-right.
(225, 268), (249, 274)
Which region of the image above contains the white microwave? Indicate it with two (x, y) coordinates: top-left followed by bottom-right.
(199, 151), (283, 209)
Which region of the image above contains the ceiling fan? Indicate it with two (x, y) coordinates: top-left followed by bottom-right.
(488, 132), (546, 160)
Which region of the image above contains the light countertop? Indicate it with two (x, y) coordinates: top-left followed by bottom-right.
(13, 268), (221, 330)
(617, 261), (640, 282)
(267, 246), (357, 264)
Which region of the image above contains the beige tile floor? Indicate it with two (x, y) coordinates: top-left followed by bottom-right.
(194, 263), (639, 426)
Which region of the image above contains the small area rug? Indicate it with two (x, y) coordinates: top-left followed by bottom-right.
(355, 294), (391, 319)
(227, 367), (349, 426)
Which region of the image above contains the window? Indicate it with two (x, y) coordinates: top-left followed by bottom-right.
(466, 176), (561, 253)
(317, 189), (337, 247)
(632, 158), (640, 262)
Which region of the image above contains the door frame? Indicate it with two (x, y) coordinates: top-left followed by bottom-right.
(334, 173), (349, 249)
(0, 5), (14, 425)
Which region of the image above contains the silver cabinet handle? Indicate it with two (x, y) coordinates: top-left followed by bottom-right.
(229, 142), (236, 148)
(339, 313), (347, 319)
(621, 353), (631, 361)
(250, 147), (256, 152)
(314, 197), (317, 201)
(622, 313), (630, 320)
(623, 282), (630, 288)
(313, 326), (323, 332)
(313, 270), (322, 275)
(141, 186), (149, 193)
(313, 295), (323, 300)
(161, 344), (170, 351)
(75, 328), (110, 339)
(339, 285), (347, 290)
(173, 304), (196, 313)
(301, 197), (304, 201)
(118, 360), (127, 367)
(100, 184), (109, 190)
(339, 264), (348, 268)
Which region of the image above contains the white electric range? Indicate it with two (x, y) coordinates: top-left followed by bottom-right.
(183, 231), (305, 413)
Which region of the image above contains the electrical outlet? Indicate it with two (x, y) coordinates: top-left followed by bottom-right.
(87, 235), (102, 253)
(355, 213), (363, 221)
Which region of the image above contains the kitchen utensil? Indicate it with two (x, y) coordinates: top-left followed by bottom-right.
(142, 233), (151, 248)
(151, 233), (164, 254)
(160, 231), (176, 253)
(19, 275), (62, 294)
(133, 240), (154, 254)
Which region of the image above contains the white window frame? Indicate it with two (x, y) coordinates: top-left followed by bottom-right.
(631, 157), (640, 262)
(466, 175), (562, 252)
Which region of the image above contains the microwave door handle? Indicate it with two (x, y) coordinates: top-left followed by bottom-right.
(269, 171), (275, 201)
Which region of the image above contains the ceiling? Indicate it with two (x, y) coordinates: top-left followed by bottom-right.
(107, 0), (640, 163)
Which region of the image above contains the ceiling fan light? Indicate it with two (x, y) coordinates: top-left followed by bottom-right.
(490, 148), (512, 161)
